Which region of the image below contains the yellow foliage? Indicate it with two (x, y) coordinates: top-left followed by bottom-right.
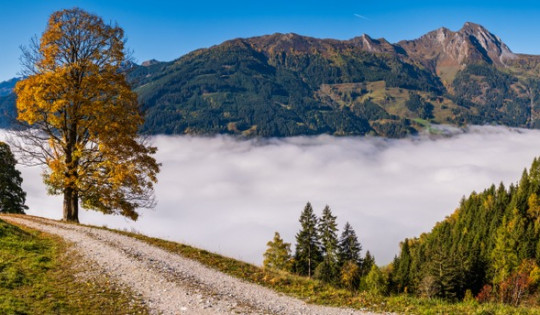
(15, 8), (159, 221)
(530, 265), (540, 287)
(340, 260), (360, 290)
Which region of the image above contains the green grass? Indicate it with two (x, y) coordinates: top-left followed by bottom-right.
(7, 214), (539, 314)
(0, 217), (148, 315)
(107, 227), (540, 314)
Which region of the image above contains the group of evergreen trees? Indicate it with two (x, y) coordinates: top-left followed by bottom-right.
(391, 157), (540, 305)
(264, 157), (540, 306)
(263, 202), (379, 291)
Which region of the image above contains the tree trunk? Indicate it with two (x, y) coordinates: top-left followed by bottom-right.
(63, 121), (79, 223)
(308, 245), (312, 278)
(63, 187), (79, 223)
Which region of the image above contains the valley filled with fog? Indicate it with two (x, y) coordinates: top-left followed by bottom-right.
(11, 126), (540, 265)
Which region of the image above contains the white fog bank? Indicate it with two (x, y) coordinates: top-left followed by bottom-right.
(11, 126), (540, 265)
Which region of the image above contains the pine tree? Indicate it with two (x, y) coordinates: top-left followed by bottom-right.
(315, 205), (339, 283)
(319, 205), (339, 261)
(427, 242), (464, 299)
(0, 142), (27, 214)
(395, 239), (412, 293)
(388, 255), (400, 293)
(263, 232), (292, 271)
(294, 202), (322, 277)
(362, 250), (375, 277)
(338, 222), (362, 266)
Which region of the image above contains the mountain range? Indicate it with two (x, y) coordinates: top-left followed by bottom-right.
(2, 22), (540, 137)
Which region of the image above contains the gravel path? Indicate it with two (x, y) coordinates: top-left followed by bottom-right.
(1, 215), (380, 315)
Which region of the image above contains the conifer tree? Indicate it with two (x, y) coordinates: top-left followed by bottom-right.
(395, 239), (412, 293)
(388, 255), (400, 293)
(427, 242), (464, 299)
(294, 202), (322, 277)
(319, 205), (339, 261)
(263, 232), (292, 271)
(362, 250), (375, 277)
(338, 222), (362, 266)
(315, 205), (339, 283)
(315, 205), (339, 282)
(0, 142), (27, 214)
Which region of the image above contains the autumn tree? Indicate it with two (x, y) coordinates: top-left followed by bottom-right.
(492, 216), (520, 285)
(365, 264), (387, 295)
(340, 260), (361, 290)
(263, 232), (292, 271)
(14, 8), (159, 222)
(0, 142), (27, 214)
(294, 202), (322, 277)
(498, 259), (538, 305)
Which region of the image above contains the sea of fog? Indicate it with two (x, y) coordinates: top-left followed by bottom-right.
(7, 125), (540, 265)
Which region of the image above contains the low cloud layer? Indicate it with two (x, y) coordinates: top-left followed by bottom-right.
(10, 126), (540, 265)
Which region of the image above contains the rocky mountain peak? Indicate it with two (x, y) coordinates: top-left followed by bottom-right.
(457, 22), (515, 62)
(397, 22), (516, 83)
(141, 59), (160, 67)
(347, 34), (400, 54)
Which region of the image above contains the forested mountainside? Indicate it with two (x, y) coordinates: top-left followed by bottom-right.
(3, 22), (540, 137)
(391, 158), (540, 304)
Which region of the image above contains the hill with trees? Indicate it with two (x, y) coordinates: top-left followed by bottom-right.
(3, 22), (540, 137)
(391, 157), (540, 305)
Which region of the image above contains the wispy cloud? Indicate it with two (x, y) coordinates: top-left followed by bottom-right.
(354, 13), (370, 20)
(8, 126), (540, 266)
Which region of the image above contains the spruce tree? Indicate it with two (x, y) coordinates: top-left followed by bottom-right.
(0, 142), (27, 214)
(316, 205), (339, 282)
(319, 205), (339, 261)
(338, 222), (362, 266)
(263, 232), (292, 271)
(362, 250), (375, 277)
(294, 202), (322, 277)
(395, 239), (412, 293)
(388, 255), (400, 293)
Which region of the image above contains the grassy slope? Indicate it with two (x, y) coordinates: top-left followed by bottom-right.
(3, 215), (538, 314)
(107, 227), (539, 315)
(0, 218), (148, 315)
(317, 81), (466, 129)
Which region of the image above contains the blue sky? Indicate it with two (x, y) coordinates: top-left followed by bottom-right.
(2, 1), (540, 81)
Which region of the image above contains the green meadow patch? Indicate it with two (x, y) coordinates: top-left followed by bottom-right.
(0, 217), (148, 315)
